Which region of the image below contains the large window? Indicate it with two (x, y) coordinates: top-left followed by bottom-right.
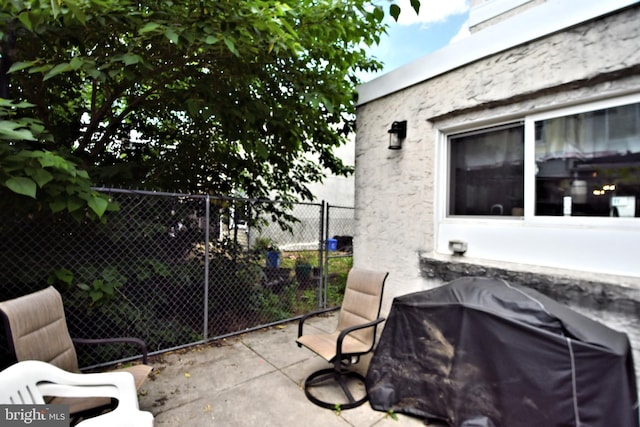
(449, 124), (524, 216)
(448, 99), (640, 218)
(535, 103), (640, 217)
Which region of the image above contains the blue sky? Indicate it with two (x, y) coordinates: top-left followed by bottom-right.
(361, 0), (471, 82)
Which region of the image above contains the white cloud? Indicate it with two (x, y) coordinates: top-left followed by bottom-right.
(394, 0), (471, 26)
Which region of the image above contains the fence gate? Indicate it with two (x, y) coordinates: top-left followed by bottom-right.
(322, 204), (355, 308)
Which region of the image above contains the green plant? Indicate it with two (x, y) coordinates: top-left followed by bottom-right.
(291, 251), (313, 288)
(0, 101), (116, 221)
(323, 256), (353, 306)
(255, 286), (294, 322)
(77, 267), (127, 304)
(293, 251), (316, 266)
(254, 236), (278, 254)
(134, 259), (170, 281)
(48, 265), (127, 305)
(295, 289), (319, 313)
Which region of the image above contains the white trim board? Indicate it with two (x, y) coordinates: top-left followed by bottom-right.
(356, 0), (639, 106)
(468, 0), (536, 29)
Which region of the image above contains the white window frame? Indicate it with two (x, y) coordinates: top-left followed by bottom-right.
(435, 93), (640, 277)
(447, 121), (525, 218)
(525, 93), (640, 225)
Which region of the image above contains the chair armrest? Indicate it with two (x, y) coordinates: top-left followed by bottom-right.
(73, 337), (149, 364)
(38, 369), (138, 404)
(335, 317), (385, 360)
(297, 306), (340, 341)
(28, 361), (154, 427)
(39, 383), (121, 400)
(20, 360), (139, 409)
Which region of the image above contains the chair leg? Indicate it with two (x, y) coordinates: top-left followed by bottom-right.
(303, 368), (369, 410)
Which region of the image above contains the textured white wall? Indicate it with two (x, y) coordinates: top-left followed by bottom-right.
(306, 136), (355, 207)
(355, 5), (640, 314)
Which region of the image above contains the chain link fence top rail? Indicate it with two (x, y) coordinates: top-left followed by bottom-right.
(0, 189), (352, 369)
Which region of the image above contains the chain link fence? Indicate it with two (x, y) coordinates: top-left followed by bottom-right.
(0, 189), (353, 369)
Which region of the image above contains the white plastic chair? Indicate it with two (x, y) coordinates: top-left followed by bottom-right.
(0, 286), (152, 417)
(0, 360), (153, 426)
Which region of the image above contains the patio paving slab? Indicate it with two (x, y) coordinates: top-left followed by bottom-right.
(138, 314), (440, 426)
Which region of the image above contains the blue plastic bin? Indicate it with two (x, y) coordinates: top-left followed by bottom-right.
(327, 238), (338, 252)
(266, 250), (281, 268)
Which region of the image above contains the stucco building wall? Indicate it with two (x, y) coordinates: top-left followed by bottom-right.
(355, 4), (640, 315)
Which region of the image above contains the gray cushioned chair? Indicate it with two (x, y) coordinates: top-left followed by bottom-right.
(0, 286), (152, 418)
(296, 268), (388, 409)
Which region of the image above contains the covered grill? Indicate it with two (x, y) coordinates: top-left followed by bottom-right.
(366, 277), (639, 427)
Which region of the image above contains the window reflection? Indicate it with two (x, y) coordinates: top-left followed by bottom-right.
(449, 124), (525, 216)
(535, 102), (640, 217)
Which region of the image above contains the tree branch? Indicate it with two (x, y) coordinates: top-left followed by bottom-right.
(89, 76), (175, 158)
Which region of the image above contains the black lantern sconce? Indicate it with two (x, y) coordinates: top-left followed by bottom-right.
(388, 120), (407, 150)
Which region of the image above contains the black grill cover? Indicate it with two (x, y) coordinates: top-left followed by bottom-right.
(366, 277), (639, 427)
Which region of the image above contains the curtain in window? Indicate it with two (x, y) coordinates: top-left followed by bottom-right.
(455, 126), (524, 169)
(450, 125), (524, 216)
(536, 103), (640, 161)
(535, 102), (640, 217)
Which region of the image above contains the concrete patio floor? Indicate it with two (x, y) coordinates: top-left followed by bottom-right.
(138, 312), (442, 427)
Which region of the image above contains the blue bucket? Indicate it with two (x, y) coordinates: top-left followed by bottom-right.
(327, 238), (338, 252)
(266, 250), (281, 268)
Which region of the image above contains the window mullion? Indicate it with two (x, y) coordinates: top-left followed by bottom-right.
(524, 118), (537, 218)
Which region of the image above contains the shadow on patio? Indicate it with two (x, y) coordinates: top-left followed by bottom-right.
(138, 312), (440, 427)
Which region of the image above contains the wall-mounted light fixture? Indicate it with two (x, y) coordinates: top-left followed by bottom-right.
(388, 120), (407, 150)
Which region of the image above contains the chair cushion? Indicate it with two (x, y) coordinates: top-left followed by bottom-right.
(0, 286), (79, 372)
(297, 331), (372, 362)
(47, 364), (153, 415)
(116, 364), (153, 389)
(49, 395), (113, 416)
(336, 269), (387, 345)
(1, 287), (153, 418)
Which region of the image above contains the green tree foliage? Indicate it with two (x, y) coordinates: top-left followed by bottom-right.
(0, 98), (113, 219)
(0, 0), (419, 210)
